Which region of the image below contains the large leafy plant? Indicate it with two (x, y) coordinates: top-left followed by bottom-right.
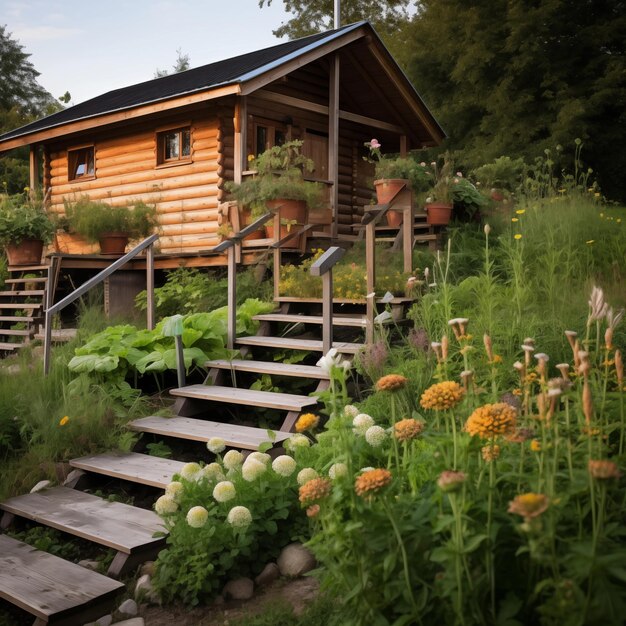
(0, 191), (55, 245)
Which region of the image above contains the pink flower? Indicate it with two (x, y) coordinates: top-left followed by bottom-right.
(369, 138), (381, 149)
(456, 171), (463, 177)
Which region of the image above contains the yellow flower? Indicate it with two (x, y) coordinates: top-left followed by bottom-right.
(511, 217), (519, 222)
(376, 374), (408, 392)
(420, 381), (465, 411)
(586, 240), (595, 244)
(514, 234), (522, 240)
(594, 192), (601, 198)
(508, 493), (549, 521)
(247, 154), (255, 162)
(516, 209), (526, 215)
(59, 416), (70, 427)
(355, 468), (392, 497)
(465, 403), (517, 440)
(530, 439), (541, 452)
(295, 413), (319, 433)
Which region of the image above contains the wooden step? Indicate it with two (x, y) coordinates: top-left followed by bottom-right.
(129, 415), (292, 450)
(205, 358), (330, 379)
(0, 289), (46, 297)
(274, 296), (414, 305)
(0, 487), (165, 555)
(7, 264), (49, 272)
(236, 335), (364, 354)
(0, 303), (42, 309)
(253, 313), (391, 327)
(34, 328), (78, 342)
(0, 328), (33, 336)
(0, 342), (22, 351)
(376, 234), (438, 243)
(0, 315), (36, 323)
(375, 223), (431, 231)
(70, 452), (185, 489)
(170, 384), (318, 411)
(5, 276), (48, 285)
(0, 534), (124, 626)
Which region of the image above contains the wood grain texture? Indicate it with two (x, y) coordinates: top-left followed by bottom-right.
(205, 358), (330, 379)
(235, 335), (363, 354)
(0, 535), (124, 623)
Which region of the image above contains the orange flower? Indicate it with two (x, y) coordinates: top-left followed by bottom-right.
(376, 374), (408, 392)
(508, 493), (549, 521)
(394, 418), (425, 442)
(295, 413), (319, 433)
(355, 468), (392, 497)
(530, 439), (541, 452)
(481, 444), (501, 462)
(465, 403), (517, 440)
(420, 381), (465, 411)
(298, 478), (332, 506)
(58, 416), (70, 427)
(588, 460), (621, 480)
(306, 504), (321, 518)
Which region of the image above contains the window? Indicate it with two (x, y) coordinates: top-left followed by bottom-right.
(157, 126), (192, 165)
(254, 121), (287, 156)
(68, 146), (95, 181)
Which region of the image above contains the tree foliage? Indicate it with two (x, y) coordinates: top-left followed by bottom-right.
(154, 48), (191, 78)
(405, 0), (626, 200)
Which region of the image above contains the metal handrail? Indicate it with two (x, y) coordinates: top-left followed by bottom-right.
(310, 246), (345, 354)
(43, 234), (159, 374)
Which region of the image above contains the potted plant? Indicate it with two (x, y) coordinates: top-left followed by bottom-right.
(364, 139), (431, 226)
(226, 140), (323, 247)
(65, 197), (159, 255)
(425, 156), (455, 226)
(0, 191), (55, 265)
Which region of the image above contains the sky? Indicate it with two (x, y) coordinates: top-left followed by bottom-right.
(2, 0), (291, 105)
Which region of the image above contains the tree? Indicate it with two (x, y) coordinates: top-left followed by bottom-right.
(258, 0), (414, 63)
(405, 0), (626, 200)
(0, 25), (61, 193)
(154, 49), (191, 78)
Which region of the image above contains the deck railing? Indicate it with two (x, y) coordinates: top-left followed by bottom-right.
(42, 234), (159, 374)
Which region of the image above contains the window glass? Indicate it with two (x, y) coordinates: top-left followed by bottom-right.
(68, 147), (95, 181)
(275, 129), (286, 147)
(256, 126), (268, 156)
(181, 129), (191, 156)
(164, 132), (180, 160)
(158, 127), (192, 164)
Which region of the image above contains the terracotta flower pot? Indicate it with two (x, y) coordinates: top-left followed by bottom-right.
(266, 198), (307, 248)
(98, 232), (129, 256)
(54, 231), (99, 254)
(5, 238), (44, 265)
(374, 179), (408, 226)
(425, 202), (453, 226)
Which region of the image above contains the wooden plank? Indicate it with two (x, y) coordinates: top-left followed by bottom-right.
(0, 342), (21, 350)
(169, 384), (318, 412)
(0, 535), (124, 625)
(0, 303), (42, 309)
(235, 335), (364, 354)
(128, 415), (291, 451)
(4, 277), (47, 284)
(253, 313), (381, 327)
(0, 487), (165, 554)
(205, 358), (330, 379)
(0, 329), (32, 336)
(274, 296), (415, 304)
(0, 315), (35, 322)
(70, 452), (185, 489)
(0, 290), (45, 297)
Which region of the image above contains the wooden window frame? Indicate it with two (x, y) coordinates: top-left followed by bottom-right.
(252, 117), (289, 156)
(156, 123), (193, 168)
(67, 144), (95, 182)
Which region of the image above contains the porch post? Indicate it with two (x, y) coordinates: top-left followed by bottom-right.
(328, 54), (340, 239)
(29, 145), (40, 192)
(233, 96), (247, 184)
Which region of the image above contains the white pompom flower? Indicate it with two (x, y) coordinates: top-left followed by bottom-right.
(284, 434), (311, 451)
(165, 481), (184, 502)
(180, 462), (201, 480)
(247, 451), (271, 465)
(223, 450), (244, 470)
(155, 494), (178, 515)
(201, 462), (225, 482)
(186, 505), (209, 528)
(343, 404), (359, 418)
(242, 457), (267, 481)
(272, 455), (297, 477)
(352, 413), (374, 435)
(227, 505), (252, 528)
(207, 437), (226, 454)
(213, 480), (236, 503)
(297, 467), (319, 486)
(329, 462), (348, 479)
(365, 425), (387, 447)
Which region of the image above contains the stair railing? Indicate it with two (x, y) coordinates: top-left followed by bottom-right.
(212, 212), (273, 350)
(310, 246), (346, 354)
(43, 234), (159, 374)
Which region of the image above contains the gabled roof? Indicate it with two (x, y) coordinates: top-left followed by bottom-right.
(0, 23), (364, 145)
(0, 21), (444, 151)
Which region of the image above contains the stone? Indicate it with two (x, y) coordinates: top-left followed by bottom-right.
(134, 575), (159, 604)
(30, 480), (51, 493)
(113, 620), (144, 626)
(95, 616), (112, 626)
(63, 468), (85, 487)
(78, 559), (100, 572)
(277, 543), (316, 577)
(222, 577), (254, 601)
(117, 598), (138, 617)
(254, 562), (280, 587)
(139, 560), (156, 577)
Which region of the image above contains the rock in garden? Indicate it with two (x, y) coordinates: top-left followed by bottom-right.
(117, 598), (138, 617)
(95, 615), (112, 626)
(63, 468), (85, 487)
(277, 543), (316, 577)
(78, 559), (100, 572)
(254, 562), (280, 587)
(222, 577), (254, 600)
(134, 574), (159, 604)
(113, 619), (144, 626)
(30, 480), (51, 493)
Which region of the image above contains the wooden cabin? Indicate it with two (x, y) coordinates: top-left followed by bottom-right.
(0, 21), (444, 268)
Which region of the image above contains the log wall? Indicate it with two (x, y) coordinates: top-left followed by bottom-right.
(47, 114), (224, 254)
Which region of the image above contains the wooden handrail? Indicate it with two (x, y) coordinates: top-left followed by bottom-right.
(43, 234), (159, 374)
(310, 246), (345, 354)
